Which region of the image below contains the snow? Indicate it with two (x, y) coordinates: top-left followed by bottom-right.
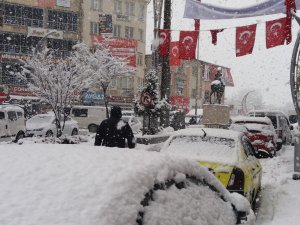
(231, 116), (272, 125)
(0, 142), (250, 225)
(186, 108), (203, 116)
(256, 146), (300, 225)
(161, 128), (240, 165)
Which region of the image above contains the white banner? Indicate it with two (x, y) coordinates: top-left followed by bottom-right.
(56, 0), (70, 8)
(28, 27), (63, 39)
(184, 0), (300, 20)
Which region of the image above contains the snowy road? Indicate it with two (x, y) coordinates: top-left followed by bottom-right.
(256, 146), (300, 225)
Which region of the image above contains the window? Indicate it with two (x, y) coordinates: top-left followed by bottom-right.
(114, 0), (122, 14)
(0, 112), (5, 120)
(242, 137), (255, 157)
(72, 108), (88, 117)
(90, 22), (99, 35)
(91, 0), (103, 11)
(8, 111), (17, 121)
(48, 10), (78, 32)
(113, 24), (121, 37)
(192, 65), (198, 77)
(138, 29), (144, 42)
(2, 3), (43, 27)
(17, 112), (23, 118)
(125, 26), (134, 38)
(137, 53), (143, 66)
(138, 4), (145, 20)
(125, 2), (135, 16)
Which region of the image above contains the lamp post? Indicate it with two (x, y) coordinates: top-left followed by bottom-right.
(241, 90), (255, 115)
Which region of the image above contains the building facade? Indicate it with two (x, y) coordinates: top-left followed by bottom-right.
(0, 0), (148, 108)
(81, 0), (148, 107)
(0, 0), (81, 99)
(145, 54), (232, 112)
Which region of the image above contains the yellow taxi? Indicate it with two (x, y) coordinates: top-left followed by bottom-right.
(161, 128), (262, 206)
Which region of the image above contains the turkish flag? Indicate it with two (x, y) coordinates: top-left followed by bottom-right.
(236, 24), (257, 57)
(266, 17), (288, 49)
(179, 31), (198, 60)
(210, 29), (224, 45)
(159, 29), (171, 56)
(170, 42), (180, 66)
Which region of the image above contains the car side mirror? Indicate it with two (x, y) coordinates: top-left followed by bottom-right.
(254, 149), (273, 159)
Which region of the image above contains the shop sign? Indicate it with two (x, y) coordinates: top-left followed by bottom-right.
(0, 54), (31, 62)
(82, 91), (104, 104)
(9, 85), (34, 96)
(92, 35), (137, 67)
(28, 27), (63, 39)
(99, 14), (113, 34)
(56, 0), (70, 7)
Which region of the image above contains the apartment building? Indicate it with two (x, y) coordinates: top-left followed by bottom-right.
(0, 0), (81, 98)
(81, 0), (148, 106)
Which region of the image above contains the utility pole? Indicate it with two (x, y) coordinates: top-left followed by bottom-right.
(160, 0), (171, 127)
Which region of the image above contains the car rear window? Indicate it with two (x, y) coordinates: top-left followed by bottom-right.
(169, 135), (235, 149)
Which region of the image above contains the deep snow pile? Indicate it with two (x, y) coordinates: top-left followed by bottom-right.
(0, 143), (250, 225)
(256, 146), (300, 225)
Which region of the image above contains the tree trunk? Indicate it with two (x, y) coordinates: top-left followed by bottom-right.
(102, 84), (109, 118)
(160, 0), (171, 127)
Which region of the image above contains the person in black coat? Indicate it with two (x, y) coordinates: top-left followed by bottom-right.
(94, 106), (136, 148)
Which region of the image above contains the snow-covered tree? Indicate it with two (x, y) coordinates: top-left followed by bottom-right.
(87, 42), (135, 118)
(134, 69), (170, 134)
(18, 43), (93, 137)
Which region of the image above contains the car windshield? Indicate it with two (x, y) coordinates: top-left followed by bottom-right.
(166, 135), (237, 164)
(28, 115), (53, 123)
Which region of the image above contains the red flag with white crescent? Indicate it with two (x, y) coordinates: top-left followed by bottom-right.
(236, 24), (257, 57)
(266, 17), (288, 49)
(159, 29), (171, 56)
(170, 42), (180, 66)
(179, 31), (198, 60)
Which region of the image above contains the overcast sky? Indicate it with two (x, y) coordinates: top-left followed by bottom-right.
(146, 0), (298, 109)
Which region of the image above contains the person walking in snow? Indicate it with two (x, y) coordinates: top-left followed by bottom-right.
(94, 106), (136, 148)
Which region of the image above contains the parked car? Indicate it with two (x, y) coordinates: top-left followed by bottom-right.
(26, 113), (79, 137)
(230, 116), (277, 156)
(69, 106), (108, 133)
(0, 144), (254, 225)
(122, 115), (142, 134)
(161, 128), (263, 207)
(248, 110), (293, 149)
(0, 104), (25, 142)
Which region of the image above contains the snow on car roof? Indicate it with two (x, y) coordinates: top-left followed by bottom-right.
(232, 116), (272, 124)
(171, 128), (241, 140)
(247, 109), (288, 117)
(0, 144), (250, 225)
(0, 104), (24, 112)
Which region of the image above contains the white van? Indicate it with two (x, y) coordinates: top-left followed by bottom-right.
(69, 106), (108, 133)
(0, 104), (26, 141)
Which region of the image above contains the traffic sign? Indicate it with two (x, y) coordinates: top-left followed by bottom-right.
(140, 92), (153, 108)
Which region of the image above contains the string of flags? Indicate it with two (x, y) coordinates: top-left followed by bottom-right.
(158, 0), (297, 61)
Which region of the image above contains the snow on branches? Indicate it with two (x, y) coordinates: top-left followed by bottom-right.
(134, 69), (171, 116)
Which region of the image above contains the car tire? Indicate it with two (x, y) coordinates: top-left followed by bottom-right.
(276, 142), (282, 151)
(71, 128), (78, 136)
(45, 130), (54, 137)
(88, 124), (98, 133)
(15, 131), (25, 142)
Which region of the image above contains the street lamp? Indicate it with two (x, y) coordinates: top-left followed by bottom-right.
(241, 90), (255, 115)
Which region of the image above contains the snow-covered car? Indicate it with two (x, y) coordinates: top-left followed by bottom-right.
(161, 128), (262, 207)
(0, 144), (254, 225)
(26, 114), (79, 137)
(231, 116), (278, 156)
(185, 108), (203, 125)
(122, 115), (142, 134)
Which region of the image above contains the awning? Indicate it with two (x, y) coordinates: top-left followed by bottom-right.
(9, 95), (40, 101)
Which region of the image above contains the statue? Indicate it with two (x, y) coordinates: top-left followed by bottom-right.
(210, 67), (225, 104)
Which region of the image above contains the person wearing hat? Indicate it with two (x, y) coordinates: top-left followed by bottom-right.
(94, 106), (136, 148)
